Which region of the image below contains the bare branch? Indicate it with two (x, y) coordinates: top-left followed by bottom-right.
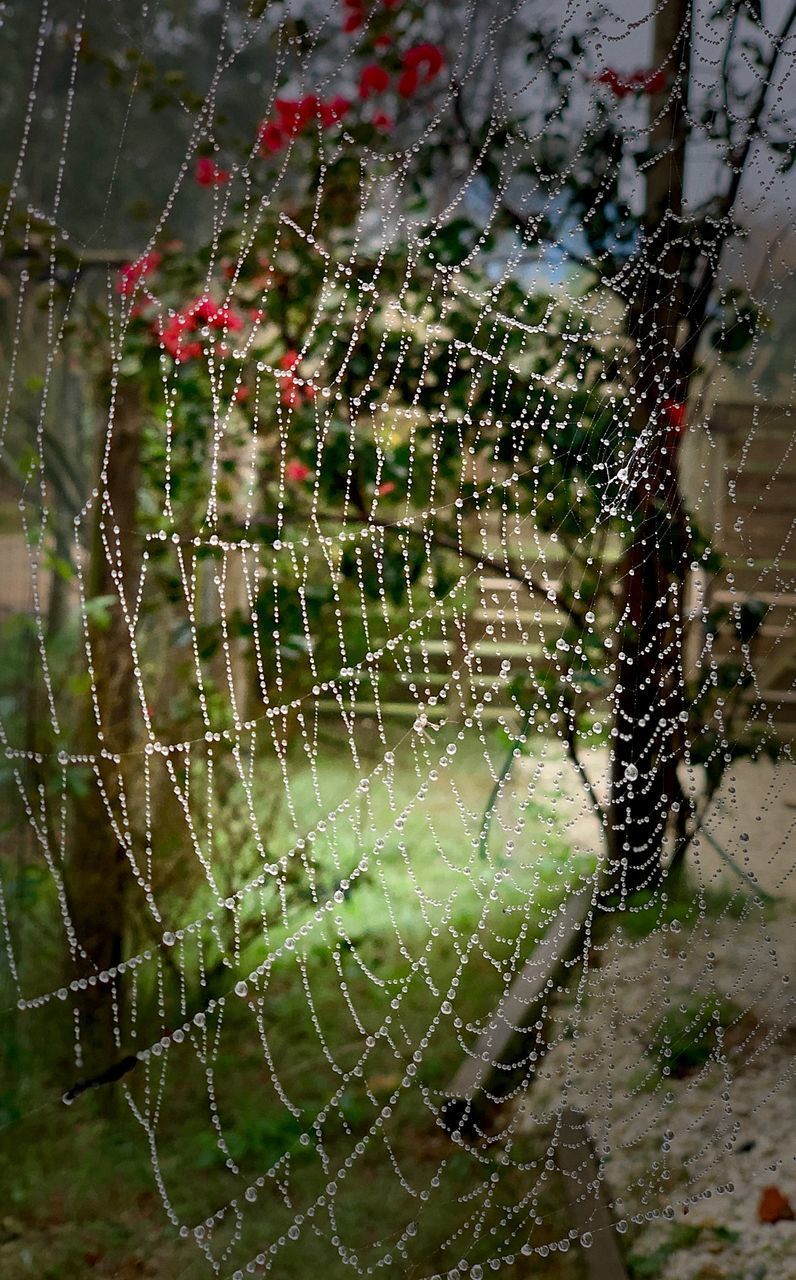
(681, 1), (796, 369)
(329, 507), (582, 626)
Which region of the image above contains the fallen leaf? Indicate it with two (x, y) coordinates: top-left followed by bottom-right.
(757, 1186), (795, 1224)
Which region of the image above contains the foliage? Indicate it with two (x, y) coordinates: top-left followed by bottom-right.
(649, 995), (743, 1078)
(628, 1223), (740, 1279)
(0, 736), (590, 1279)
(4, 1), (788, 788)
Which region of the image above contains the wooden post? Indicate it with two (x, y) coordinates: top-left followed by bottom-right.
(556, 1108), (630, 1280)
(65, 381), (141, 1073)
(442, 888), (594, 1133)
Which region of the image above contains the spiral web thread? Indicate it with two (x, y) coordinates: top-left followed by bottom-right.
(1, 2), (795, 1277)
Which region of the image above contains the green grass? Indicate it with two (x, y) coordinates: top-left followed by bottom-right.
(0, 726), (593, 1279)
(648, 997), (743, 1080)
(628, 1223), (740, 1278)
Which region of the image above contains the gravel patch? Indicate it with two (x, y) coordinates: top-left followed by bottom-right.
(516, 901), (796, 1280)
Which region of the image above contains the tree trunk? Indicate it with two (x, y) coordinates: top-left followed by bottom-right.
(608, 0), (691, 894)
(65, 382), (141, 1071)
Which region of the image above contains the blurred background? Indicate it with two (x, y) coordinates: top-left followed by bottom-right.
(0, 2), (794, 1277)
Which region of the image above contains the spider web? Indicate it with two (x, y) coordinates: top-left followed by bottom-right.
(1, 2), (795, 1278)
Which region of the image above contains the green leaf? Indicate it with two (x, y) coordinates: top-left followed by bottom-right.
(44, 553), (74, 583)
(83, 594), (117, 630)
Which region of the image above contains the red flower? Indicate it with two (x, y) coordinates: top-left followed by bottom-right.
(234, 385), (250, 403)
(274, 97), (299, 122)
(343, 8), (364, 32)
(158, 296), (244, 363)
(359, 63), (390, 100)
(118, 251), (161, 296)
(187, 297), (243, 330)
(398, 68), (419, 98)
(281, 375), (316, 407)
(298, 95), (321, 126)
(285, 460), (311, 482)
(594, 69), (633, 99)
(264, 96), (349, 137)
(275, 97), (312, 135)
(279, 348), (316, 408)
(259, 120), (285, 154)
(280, 351), (304, 406)
(372, 111), (394, 132)
(382, 0), (400, 7)
(374, 35), (392, 49)
(161, 314), (197, 362)
(636, 68), (667, 94)
(377, 480), (395, 495)
(161, 317), (203, 363)
(211, 304), (244, 331)
(188, 297), (216, 323)
(595, 67), (667, 99)
(403, 43), (445, 83)
(195, 156), (230, 186)
(620, 68), (668, 95)
(663, 400), (687, 433)
(319, 96), (351, 127)
(281, 379), (301, 407)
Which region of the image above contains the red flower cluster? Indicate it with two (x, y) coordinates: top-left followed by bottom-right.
(259, 121), (285, 154)
(195, 156), (230, 186)
(159, 297), (244, 364)
(343, 0), (364, 33)
(344, 0), (400, 24)
(359, 63), (390, 100)
(594, 67), (667, 99)
(285, 459), (312, 483)
(258, 95), (351, 154)
(118, 251), (162, 296)
(355, 43), (445, 111)
(279, 350), (316, 408)
(398, 43), (445, 97)
(358, 63), (394, 127)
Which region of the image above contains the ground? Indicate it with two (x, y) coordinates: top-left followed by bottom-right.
(508, 749), (796, 1280)
(1, 736), (793, 1278)
(520, 905), (795, 1280)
